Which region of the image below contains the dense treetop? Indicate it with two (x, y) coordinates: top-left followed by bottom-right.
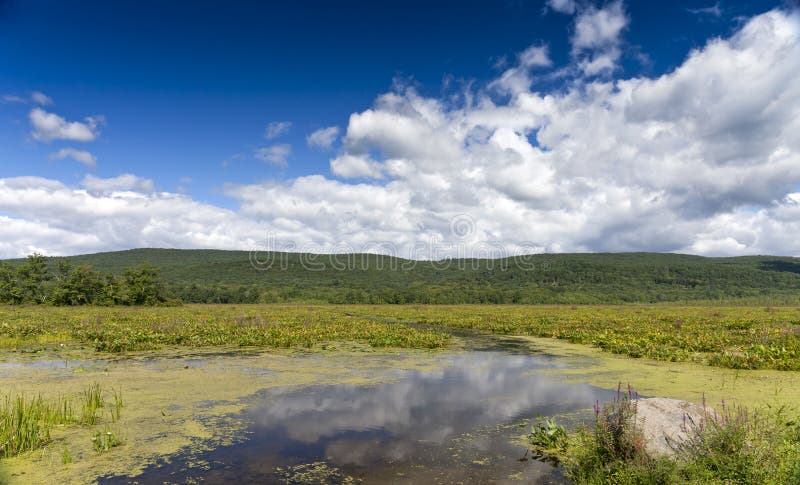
(0, 254), (173, 306)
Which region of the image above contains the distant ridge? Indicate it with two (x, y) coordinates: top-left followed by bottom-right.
(5, 248), (800, 304)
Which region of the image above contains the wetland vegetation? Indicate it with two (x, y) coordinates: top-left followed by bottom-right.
(0, 383), (123, 459)
(3, 304), (800, 370)
(530, 390), (800, 484)
(2, 302), (800, 483)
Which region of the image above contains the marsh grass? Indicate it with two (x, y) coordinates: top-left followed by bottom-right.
(347, 305), (800, 370)
(60, 445), (72, 465)
(532, 389), (800, 484)
(6, 304), (800, 369)
(672, 401), (800, 483)
(0, 383), (123, 459)
(0, 393), (72, 458)
(109, 388), (123, 424)
(90, 426), (122, 453)
(0, 305), (449, 353)
(80, 383), (104, 426)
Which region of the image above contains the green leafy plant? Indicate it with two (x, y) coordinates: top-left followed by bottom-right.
(529, 414), (569, 462)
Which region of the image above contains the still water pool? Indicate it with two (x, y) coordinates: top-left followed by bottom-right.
(101, 345), (615, 484)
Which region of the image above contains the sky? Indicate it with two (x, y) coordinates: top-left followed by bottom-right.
(1, 0), (799, 259)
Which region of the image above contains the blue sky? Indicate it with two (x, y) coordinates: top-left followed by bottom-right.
(1, 1), (799, 258)
(1, 0), (779, 201)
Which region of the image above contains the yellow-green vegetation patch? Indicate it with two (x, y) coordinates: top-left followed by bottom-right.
(7, 303), (800, 371)
(0, 347), (447, 484)
(520, 336), (800, 408)
(0, 305), (449, 353)
(275, 461), (362, 484)
(347, 304), (800, 371)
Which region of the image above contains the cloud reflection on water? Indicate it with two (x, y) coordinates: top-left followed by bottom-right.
(248, 352), (608, 466)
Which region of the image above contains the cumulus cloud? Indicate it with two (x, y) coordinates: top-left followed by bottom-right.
(255, 144), (291, 167)
(2, 7), (800, 259)
(330, 154), (384, 179)
(307, 126), (340, 149)
(571, 1), (628, 51)
(81, 174), (155, 193)
(547, 0), (577, 15)
(0, 177), (265, 258)
(29, 108), (102, 142)
(491, 44), (553, 94)
(49, 148), (97, 168)
(571, 0), (629, 75)
(223, 8), (800, 257)
(264, 121), (292, 139)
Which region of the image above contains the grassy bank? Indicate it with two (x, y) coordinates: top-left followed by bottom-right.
(530, 392), (800, 484)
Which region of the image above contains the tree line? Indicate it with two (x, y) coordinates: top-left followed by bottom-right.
(3, 252), (800, 306)
(0, 254), (174, 306)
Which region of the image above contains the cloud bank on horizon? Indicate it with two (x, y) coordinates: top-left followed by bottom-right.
(1, 3), (800, 259)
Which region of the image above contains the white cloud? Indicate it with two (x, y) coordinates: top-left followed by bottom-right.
(571, 0), (629, 75)
(2, 9), (800, 259)
(264, 121), (292, 139)
(330, 154), (384, 179)
(571, 1), (628, 51)
(0, 177), (264, 258)
(255, 144), (291, 167)
(307, 126), (340, 149)
(547, 0), (576, 15)
(30, 91), (53, 106)
(81, 174), (155, 193)
(49, 148), (97, 168)
(2, 92), (53, 105)
(29, 108), (102, 142)
(491, 44), (552, 93)
(518, 45), (552, 68)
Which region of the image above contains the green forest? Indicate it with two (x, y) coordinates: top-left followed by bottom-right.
(3, 248), (800, 305)
(0, 254), (173, 306)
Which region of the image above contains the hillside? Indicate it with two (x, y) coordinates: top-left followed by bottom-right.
(6, 248), (800, 305)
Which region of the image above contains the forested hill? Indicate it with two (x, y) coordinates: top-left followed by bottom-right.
(5, 248), (800, 304)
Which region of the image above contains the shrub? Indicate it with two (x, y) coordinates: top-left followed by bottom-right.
(532, 389), (800, 484)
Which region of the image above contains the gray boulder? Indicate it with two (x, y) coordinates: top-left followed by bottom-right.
(633, 397), (713, 457)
